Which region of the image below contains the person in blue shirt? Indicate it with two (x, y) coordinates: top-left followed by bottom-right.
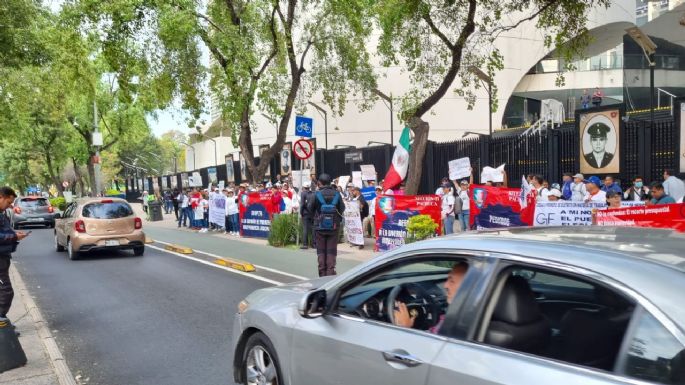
(561, 173), (573, 200)
(601, 176), (622, 194)
(648, 182), (676, 205)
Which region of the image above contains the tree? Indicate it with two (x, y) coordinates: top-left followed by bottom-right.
(75, 0), (377, 183)
(375, 0), (610, 194)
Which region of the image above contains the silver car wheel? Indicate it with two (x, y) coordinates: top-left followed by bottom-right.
(245, 346), (278, 385)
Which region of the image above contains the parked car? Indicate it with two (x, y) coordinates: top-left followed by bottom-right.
(232, 226), (685, 385)
(54, 197), (145, 260)
(10, 196), (56, 229)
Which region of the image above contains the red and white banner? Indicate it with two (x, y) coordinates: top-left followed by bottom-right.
(374, 194), (441, 251)
(239, 192), (278, 238)
(595, 203), (685, 232)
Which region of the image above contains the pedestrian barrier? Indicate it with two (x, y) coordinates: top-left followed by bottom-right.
(213, 257), (256, 272)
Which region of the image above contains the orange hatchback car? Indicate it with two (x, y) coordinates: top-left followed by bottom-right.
(54, 197), (145, 260)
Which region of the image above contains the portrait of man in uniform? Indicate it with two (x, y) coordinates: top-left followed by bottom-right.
(579, 109), (620, 174)
(583, 123), (614, 168)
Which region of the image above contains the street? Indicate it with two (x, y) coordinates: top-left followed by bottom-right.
(13, 228), (272, 385)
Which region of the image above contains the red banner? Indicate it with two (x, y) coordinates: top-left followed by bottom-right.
(596, 203), (685, 232)
(469, 185), (535, 229)
(239, 192), (277, 238)
(374, 194), (442, 251)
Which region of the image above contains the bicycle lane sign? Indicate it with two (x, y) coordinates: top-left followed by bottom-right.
(295, 115), (313, 138)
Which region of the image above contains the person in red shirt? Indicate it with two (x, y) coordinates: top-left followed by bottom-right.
(271, 185), (283, 212)
(189, 188), (202, 229)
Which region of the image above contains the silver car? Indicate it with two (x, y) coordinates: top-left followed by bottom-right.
(232, 227), (685, 385)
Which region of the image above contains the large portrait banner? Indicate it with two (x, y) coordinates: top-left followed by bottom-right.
(579, 109), (621, 174)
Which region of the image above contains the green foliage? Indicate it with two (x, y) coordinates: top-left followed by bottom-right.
(405, 215), (438, 244)
(49, 197), (67, 211)
(268, 213), (302, 247)
(105, 189), (124, 196)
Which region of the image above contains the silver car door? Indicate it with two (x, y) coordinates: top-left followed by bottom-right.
(427, 341), (632, 385)
(290, 314), (444, 385)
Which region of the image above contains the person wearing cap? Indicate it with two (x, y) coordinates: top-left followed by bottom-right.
(299, 181), (315, 249)
(584, 176), (606, 203)
(547, 188), (562, 201)
(456, 180), (471, 231)
(440, 182), (456, 235)
(570, 173), (587, 201)
(363, 186), (382, 238)
(308, 173), (345, 276)
(606, 190), (622, 208)
(584, 123), (614, 169)
(435, 177), (451, 196)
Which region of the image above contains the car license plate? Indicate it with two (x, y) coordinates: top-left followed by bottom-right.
(28, 217), (44, 222)
(104, 240), (120, 246)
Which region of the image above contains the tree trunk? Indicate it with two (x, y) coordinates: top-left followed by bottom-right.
(86, 154), (96, 196)
(72, 157), (85, 197)
(404, 117), (430, 195)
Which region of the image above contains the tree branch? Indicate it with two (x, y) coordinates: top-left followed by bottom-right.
(225, 0), (241, 26)
(197, 26), (229, 70)
(492, 0), (560, 34)
(253, 6), (279, 80)
(194, 11), (226, 34)
(422, 9), (454, 50)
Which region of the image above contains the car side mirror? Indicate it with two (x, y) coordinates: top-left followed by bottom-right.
(298, 289), (327, 319)
(54, 213), (62, 219)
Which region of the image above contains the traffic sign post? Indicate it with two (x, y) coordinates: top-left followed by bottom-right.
(295, 116), (313, 138)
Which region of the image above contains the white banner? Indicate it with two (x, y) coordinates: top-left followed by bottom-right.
(344, 200), (364, 246)
(338, 175), (350, 189)
(352, 171), (363, 188)
(481, 164), (505, 183)
(209, 194), (226, 227)
(533, 201), (606, 226)
(292, 169), (310, 189)
(448, 157), (471, 180)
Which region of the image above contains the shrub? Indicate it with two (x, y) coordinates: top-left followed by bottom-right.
(49, 197), (67, 211)
(405, 215), (439, 244)
(105, 189), (125, 197)
(268, 213), (302, 247)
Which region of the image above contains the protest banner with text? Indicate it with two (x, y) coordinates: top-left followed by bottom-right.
(344, 201), (364, 246)
(596, 203), (685, 232)
(375, 195), (442, 252)
(239, 192), (277, 238)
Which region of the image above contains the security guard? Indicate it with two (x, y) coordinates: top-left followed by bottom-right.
(584, 123), (614, 169)
(0, 187), (29, 319)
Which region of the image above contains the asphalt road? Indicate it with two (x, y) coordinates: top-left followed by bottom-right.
(13, 228), (270, 385)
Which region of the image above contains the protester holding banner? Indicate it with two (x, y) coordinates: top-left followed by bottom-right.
(309, 174), (345, 277)
(363, 186), (381, 238)
(224, 189), (239, 236)
(350, 187), (369, 249)
(457, 180), (471, 231)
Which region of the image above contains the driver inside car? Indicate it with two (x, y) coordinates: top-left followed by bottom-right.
(393, 262), (468, 333)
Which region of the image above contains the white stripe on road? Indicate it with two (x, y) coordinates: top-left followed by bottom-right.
(152, 239), (309, 281)
(147, 244), (284, 286)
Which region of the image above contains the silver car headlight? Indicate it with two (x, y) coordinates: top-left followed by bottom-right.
(238, 299), (249, 314)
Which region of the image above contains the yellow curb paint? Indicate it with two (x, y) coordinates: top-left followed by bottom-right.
(213, 258), (256, 272)
(145, 237), (154, 244)
(164, 244), (193, 254)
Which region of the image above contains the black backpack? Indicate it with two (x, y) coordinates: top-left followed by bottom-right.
(315, 191), (340, 231)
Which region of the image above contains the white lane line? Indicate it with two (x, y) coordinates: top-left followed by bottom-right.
(147, 244), (284, 286)
(151, 239), (309, 281)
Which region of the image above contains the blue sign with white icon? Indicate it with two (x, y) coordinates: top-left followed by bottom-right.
(295, 116), (313, 138)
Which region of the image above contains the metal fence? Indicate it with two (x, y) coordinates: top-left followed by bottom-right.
(128, 114), (679, 196)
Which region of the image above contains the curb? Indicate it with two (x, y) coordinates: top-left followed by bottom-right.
(164, 244), (193, 254)
(213, 258), (256, 272)
(145, 237), (154, 244)
(10, 265), (77, 385)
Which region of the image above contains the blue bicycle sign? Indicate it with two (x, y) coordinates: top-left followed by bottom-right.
(295, 115), (313, 138)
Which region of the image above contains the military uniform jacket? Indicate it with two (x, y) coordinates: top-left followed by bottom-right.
(584, 152), (614, 169)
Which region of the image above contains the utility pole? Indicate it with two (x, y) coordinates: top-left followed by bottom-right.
(93, 98), (103, 196)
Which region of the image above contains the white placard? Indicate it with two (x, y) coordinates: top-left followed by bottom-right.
(448, 157), (471, 180)
(360, 165), (377, 181)
(352, 171), (363, 188)
(533, 201), (606, 226)
(63, 191), (73, 203)
(292, 169), (310, 189)
(338, 175), (350, 189)
(344, 200), (364, 246)
(481, 164), (505, 183)
(218, 181), (225, 191)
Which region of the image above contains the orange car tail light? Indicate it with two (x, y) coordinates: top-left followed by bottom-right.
(134, 217), (142, 230)
(74, 220), (86, 233)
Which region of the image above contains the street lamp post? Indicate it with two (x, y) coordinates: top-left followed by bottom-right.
(180, 141), (196, 170)
(373, 89), (394, 145)
(308, 102), (328, 150)
(468, 66), (493, 136)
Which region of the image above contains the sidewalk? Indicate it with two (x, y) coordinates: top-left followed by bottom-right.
(136, 203), (381, 263)
(0, 264), (76, 385)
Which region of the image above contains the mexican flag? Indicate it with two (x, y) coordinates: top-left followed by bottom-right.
(383, 126), (411, 190)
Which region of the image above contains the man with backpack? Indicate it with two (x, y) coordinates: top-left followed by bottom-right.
(308, 174), (345, 277)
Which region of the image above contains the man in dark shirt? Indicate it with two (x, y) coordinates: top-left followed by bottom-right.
(308, 174), (344, 276)
(299, 181), (315, 249)
(0, 187), (29, 319)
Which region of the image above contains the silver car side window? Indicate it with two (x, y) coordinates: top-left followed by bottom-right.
(617, 307), (685, 384)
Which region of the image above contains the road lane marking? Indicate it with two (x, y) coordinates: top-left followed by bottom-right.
(147, 245), (284, 285)
(152, 239), (309, 281)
